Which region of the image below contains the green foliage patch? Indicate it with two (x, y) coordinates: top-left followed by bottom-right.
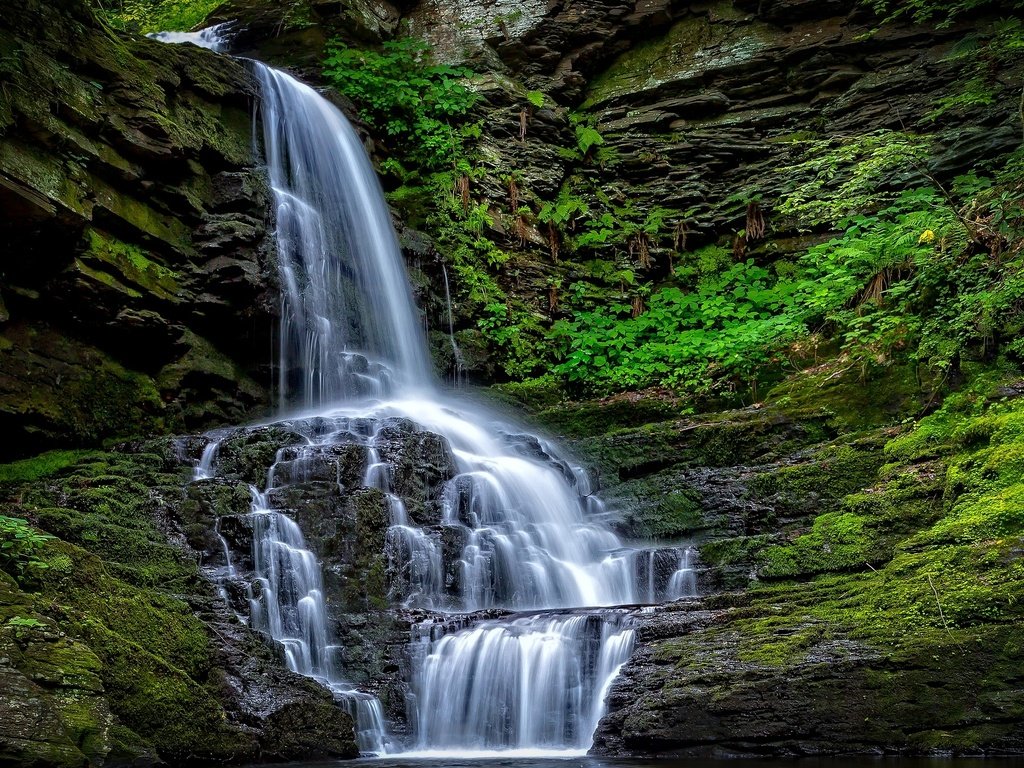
(550, 138), (1024, 400)
(100, 0), (224, 34)
(865, 0), (1024, 25)
(323, 37), (478, 171)
(0, 515), (55, 581)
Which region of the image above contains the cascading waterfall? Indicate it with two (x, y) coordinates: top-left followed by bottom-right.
(160, 24), (701, 756)
(255, 64), (433, 406)
(409, 613), (634, 755)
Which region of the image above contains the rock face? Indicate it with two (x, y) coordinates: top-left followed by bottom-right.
(0, 0), (276, 460)
(176, 416), (463, 738)
(519, 363), (1024, 756)
(223, 0), (1018, 384)
(594, 602), (1024, 757)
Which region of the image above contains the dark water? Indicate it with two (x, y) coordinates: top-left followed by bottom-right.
(267, 757), (1024, 768)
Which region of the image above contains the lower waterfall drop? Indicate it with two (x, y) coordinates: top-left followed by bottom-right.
(409, 613), (635, 755)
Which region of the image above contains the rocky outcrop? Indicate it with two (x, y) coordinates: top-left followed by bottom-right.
(0, 0), (276, 460)
(519, 362), (1024, 756)
(594, 600), (1024, 756)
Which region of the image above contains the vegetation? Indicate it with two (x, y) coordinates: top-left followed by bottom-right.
(323, 38), (478, 172)
(547, 140), (1024, 399)
(323, 36), (556, 378)
(0, 448), (261, 764)
(865, 0), (1024, 25)
(0, 514), (55, 580)
(98, 0), (224, 33)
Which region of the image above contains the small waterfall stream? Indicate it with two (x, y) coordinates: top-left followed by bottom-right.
(158, 25), (699, 757)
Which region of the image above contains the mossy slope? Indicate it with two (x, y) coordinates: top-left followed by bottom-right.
(0, 446), (358, 767)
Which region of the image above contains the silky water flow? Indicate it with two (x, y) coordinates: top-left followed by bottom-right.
(156, 25), (697, 756)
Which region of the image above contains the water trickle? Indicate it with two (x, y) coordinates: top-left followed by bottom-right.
(146, 22), (231, 51)
(441, 264), (466, 387)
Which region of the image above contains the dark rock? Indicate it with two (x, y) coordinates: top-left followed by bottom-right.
(0, 0), (275, 460)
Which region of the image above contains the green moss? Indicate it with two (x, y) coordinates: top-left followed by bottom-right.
(735, 620), (834, 666)
(82, 229), (180, 301)
(0, 446), (260, 763)
(759, 511), (876, 577)
(699, 534), (775, 568)
(530, 394), (684, 439)
(584, 15), (718, 107)
(747, 438), (887, 519)
(0, 139), (90, 217)
(0, 450), (96, 484)
(350, 489), (390, 610)
(764, 360), (925, 432)
(60, 361), (165, 445)
(88, 176), (193, 255)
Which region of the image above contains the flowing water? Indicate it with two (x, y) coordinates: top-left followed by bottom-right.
(158, 26), (699, 757)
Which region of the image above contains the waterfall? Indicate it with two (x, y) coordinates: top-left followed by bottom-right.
(255, 64), (434, 406)
(408, 613), (634, 755)
(159, 25), (696, 756)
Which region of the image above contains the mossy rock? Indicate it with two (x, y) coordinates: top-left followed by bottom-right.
(217, 426), (304, 486)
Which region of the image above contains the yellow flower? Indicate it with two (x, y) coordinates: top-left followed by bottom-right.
(918, 229), (936, 244)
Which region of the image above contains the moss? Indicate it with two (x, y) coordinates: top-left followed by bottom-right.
(0, 138), (91, 217)
(81, 228), (181, 301)
(217, 427), (301, 486)
(764, 360), (925, 433)
(58, 360), (165, 444)
(584, 15), (716, 107)
(735, 620), (834, 666)
(0, 444), (263, 763)
(529, 393), (684, 439)
(608, 473), (710, 539)
(758, 511), (876, 577)
(745, 436), (888, 521)
(0, 450), (97, 484)
(87, 173), (194, 255)
(699, 534), (775, 568)
(349, 489), (391, 610)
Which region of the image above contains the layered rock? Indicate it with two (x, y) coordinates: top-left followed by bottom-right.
(518, 362), (1024, 756)
(0, 0), (276, 460)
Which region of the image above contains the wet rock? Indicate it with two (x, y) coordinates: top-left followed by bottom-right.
(217, 426), (305, 486)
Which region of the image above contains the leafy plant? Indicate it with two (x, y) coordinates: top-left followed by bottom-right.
(928, 19), (1024, 122)
(0, 516), (55, 582)
(323, 37), (478, 171)
(575, 125), (605, 156)
(865, 0), (1024, 26)
(778, 130), (933, 226)
(5, 616), (46, 639)
(100, 0), (224, 33)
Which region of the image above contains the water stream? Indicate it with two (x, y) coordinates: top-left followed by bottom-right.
(158, 26), (698, 757)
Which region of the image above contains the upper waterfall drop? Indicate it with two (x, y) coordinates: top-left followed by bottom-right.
(251, 61), (641, 613)
(254, 64), (435, 407)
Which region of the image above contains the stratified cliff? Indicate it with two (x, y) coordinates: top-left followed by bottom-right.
(0, 0), (276, 461)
